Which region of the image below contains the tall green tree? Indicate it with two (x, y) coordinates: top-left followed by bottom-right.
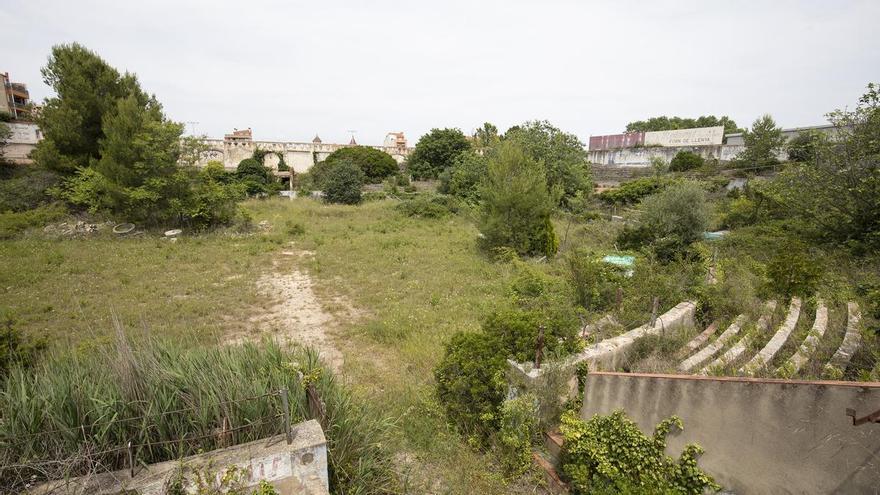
(758, 83), (880, 250)
(503, 120), (591, 206)
(407, 128), (471, 179)
(33, 43), (147, 173)
(473, 122), (500, 150)
(477, 142), (558, 258)
(739, 114), (785, 169)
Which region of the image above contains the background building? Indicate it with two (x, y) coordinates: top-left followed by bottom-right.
(1, 72), (32, 120)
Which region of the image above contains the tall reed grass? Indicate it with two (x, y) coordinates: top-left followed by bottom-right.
(0, 328), (398, 494)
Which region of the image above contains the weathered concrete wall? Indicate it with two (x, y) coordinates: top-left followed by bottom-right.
(1, 122), (41, 164)
(34, 419), (329, 495)
(587, 144), (757, 166)
(580, 372), (880, 494)
(197, 139), (410, 174)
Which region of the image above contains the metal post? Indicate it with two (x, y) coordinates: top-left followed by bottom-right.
(280, 389), (293, 445)
(535, 325), (545, 369)
(650, 296), (659, 329)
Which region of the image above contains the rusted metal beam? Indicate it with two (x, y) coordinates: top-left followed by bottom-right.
(845, 407), (880, 426)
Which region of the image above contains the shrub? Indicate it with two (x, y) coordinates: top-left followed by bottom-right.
(0, 313), (47, 377)
(482, 305), (580, 363)
(437, 151), (487, 203)
(477, 142), (559, 258)
(669, 150), (705, 172)
(237, 158), (275, 196)
(395, 193), (460, 218)
(597, 177), (669, 206)
(722, 195), (759, 228)
(0, 165), (62, 212)
(0, 203), (67, 239)
(738, 114), (785, 169)
(566, 249), (626, 311)
(0, 338), (398, 494)
(764, 241), (823, 297)
(617, 181), (710, 261)
(434, 331), (507, 436)
(407, 128), (471, 179)
(786, 130), (824, 163)
(323, 146), (398, 182)
(497, 393), (539, 476)
(560, 409), (718, 494)
(323, 160), (364, 205)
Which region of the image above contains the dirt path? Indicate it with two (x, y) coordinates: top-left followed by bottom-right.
(233, 251), (349, 372)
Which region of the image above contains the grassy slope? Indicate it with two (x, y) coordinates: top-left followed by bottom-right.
(0, 198), (538, 493)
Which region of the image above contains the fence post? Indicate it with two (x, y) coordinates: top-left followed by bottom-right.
(127, 440), (134, 478)
(650, 296), (659, 329)
(280, 389), (293, 445)
(535, 325), (545, 369)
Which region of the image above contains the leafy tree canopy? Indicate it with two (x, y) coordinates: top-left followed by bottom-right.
(324, 146), (398, 182)
(625, 115), (741, 135)
(503, 120), (591, 206)
(407, 128), (471, 179)
(33, 43), (149, 173)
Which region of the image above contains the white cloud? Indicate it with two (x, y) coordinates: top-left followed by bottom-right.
(2, 0), (878, 144)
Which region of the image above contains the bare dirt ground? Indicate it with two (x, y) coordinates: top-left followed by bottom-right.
(232, 250), (354, 372)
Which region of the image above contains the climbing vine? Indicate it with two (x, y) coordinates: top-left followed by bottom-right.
(559, 409), (719, 495)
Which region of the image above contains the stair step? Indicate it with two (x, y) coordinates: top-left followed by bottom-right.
(532, 451), (570, 494)
(544, 430), (564, 466)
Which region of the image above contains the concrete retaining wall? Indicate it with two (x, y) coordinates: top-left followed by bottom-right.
(580, 372), (880, 494)
(679, 315), (745, 373)
(742, 297), (801, 375)
(509, 301), (695, 396)
(33, 420), (329, 495)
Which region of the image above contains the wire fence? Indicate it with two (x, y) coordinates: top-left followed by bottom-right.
(0, 389), (297, 494)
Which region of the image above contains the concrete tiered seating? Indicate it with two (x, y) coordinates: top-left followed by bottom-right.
(777, 300), (827, 377)
(701, 300), (777, 375)
(741, 298), (801, 376)
(823, 302), (862, 378)
(679, 315), (746, 373)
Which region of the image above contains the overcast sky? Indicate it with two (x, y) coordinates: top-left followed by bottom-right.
(2, 0), (878, 145)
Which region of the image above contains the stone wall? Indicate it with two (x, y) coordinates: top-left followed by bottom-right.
(33, 419), (329, 495)
(197, 139), (411, 174)
(580, 372), (880, 493)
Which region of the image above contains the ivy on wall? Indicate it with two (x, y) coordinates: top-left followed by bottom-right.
(560, 409), (719, 494)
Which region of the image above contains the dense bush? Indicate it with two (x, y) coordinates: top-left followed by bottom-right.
(0, 165), (62, 212)
(323, 160), (364, 205)
(407, 128), (471, 179)
(437, 151), (487, 203)
(237, 158), (276, 196)
(566, 249), (626, 311)
(786, 130), (824, 163)
(617, 181), (710, 261)
(395, 193), (460, 218)
(669, 150), (705, 172)
(324, 146), (398, 182)
(0, 338), (399, 494)
(434, 331), (507, 436)
(477, 142), (559, 258)
(721, 195), (759, 229)
(497, 393), (539, 476)
(0, 203), (68, 239)
(0, 313), (47, 377)
(560, 410), (718, 494)
(764, 241), (823, 297)
(755, 84), (880, 252)
(482, 305), (580, 363)
(598, 177), (669, 206)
